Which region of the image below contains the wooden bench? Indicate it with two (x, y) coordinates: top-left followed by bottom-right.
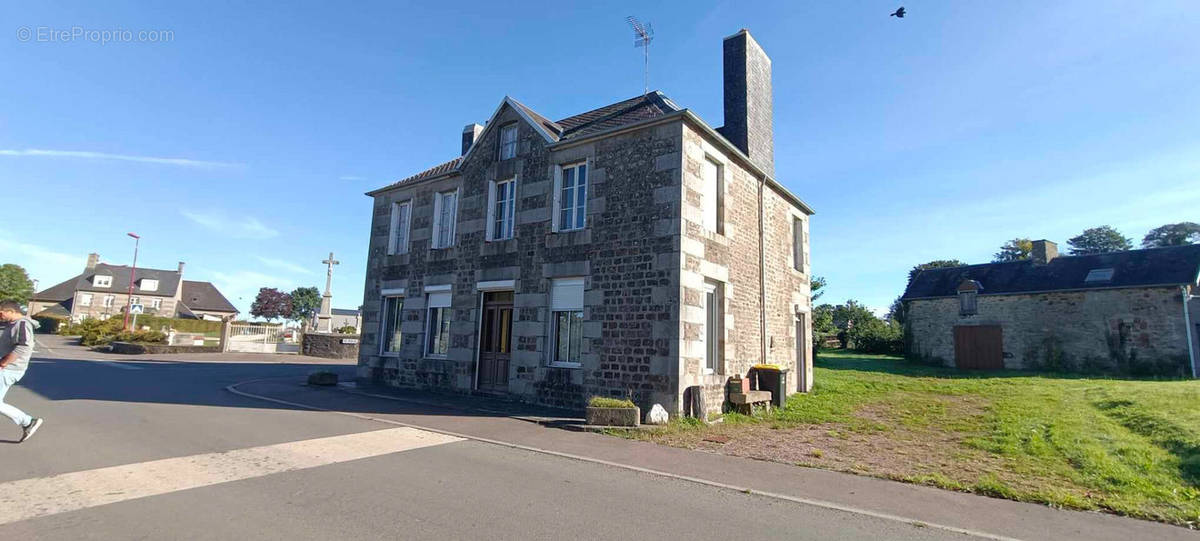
(728, 390), (773, 414)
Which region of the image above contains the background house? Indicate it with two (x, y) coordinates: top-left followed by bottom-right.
(902, 241), (1200, 376)
(29, 253), (238, 322)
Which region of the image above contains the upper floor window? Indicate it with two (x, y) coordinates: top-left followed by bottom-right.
(140, 279), (158, 292)
(554, 162), (587, 232)
(488, 178), (516, 241)
(79, 293), (93, 306)
(102, 295), (116, 308)
(702, 158), (724, 234)
(93, 275), (112, 288)
(431, 190), (458, 249)
(388, 200), (412, 255)
(150, 298), (162, 309)
(959, 291), (978, 316)
(499, 124), (518, 160)
(792, 217), (804, 272)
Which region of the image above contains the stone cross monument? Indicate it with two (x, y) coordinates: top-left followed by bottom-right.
(316, 252), (339, 332)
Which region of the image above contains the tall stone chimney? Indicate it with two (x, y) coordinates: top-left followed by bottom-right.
(1032, 240), (1058, 264)
(86, 253), (100, 270)
(462, 123), (484, 156)
(721, 29), (774, 177)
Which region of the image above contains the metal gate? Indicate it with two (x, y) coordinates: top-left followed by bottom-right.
(227, 324), (284, 353)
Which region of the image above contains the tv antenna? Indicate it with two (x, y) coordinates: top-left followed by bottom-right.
(626, 16), (654, 95)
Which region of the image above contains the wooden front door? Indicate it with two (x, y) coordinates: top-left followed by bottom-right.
(954, 325), (1004, 370)
(477, 291), (513, 391)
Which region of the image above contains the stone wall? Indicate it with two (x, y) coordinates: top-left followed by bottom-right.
(302, 333), (361, 359)
(678, 122), (812, 416)
(906, 286), (1193, 375)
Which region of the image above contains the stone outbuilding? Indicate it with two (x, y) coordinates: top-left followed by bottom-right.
(902, 241), (1200, 376)
(356, 29), (815, 416)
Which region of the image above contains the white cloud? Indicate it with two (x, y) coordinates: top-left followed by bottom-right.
(254, 256), (312, 275)
(0, 239), (85, 291)
(182, 210), (279, 239)
(0, 148), (239, 168)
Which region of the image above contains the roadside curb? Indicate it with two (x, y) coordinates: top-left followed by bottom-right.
(226, 377), (1020, 541)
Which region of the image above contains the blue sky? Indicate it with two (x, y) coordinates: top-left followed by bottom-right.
(2, 1), (1198, 316)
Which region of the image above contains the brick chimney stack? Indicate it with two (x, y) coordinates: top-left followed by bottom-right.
(462, 123), (484, 156)
(86, 253), (100, 270)
(1032, 240), (1058, 264)
(721, 29), (774, 177)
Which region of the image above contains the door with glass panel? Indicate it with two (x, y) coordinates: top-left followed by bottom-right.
(477, 291), (513, 391)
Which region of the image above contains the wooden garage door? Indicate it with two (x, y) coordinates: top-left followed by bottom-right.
(954, 325), (1003, 370)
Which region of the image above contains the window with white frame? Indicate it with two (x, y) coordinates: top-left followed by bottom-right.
(380, 295), (404, 354)
(140, 279), (158, 292)
(550, 277), (584, 366)
(702, 158), (724, 234)
(388, 200), (412, 255)
(150, 298), (162, 310)
(499, 124), (518, 160)
(425, 291), (451, 357)
(792, 217), (804, 271)
(93, 275), (112, 287)
(488, 178), (516, 241)
(554, 162), (588, 232)
(79, 293), (93, 306)
(102, 295), (115, 308)
(431, 190), (458, 249)
(702, 280), (723, 374)
(131, 296), (140, 306)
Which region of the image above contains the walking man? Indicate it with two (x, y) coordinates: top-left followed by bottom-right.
(0, 300), (43, 442)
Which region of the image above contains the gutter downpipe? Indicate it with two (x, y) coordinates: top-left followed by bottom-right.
(1184, 285), (1197, 379)
(758, 175), (767, 366)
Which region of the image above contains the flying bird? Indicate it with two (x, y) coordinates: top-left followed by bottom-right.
(890, 6), (906, 18)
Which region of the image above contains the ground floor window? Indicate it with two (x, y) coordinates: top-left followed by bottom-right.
(426, 291), (451, 357)
(550, 277), (585, 366)
(381, 296), (404, 354)
(703, 280), (723, 374)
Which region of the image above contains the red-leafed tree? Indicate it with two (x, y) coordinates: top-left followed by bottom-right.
(250, 287), (292, 322)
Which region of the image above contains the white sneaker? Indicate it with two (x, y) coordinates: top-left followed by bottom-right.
(19, 418), (43, 443)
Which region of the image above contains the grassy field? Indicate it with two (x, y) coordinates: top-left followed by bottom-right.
(632, 351), (1200, 526)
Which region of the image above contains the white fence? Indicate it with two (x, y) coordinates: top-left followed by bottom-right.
(227, 324), (285, 353)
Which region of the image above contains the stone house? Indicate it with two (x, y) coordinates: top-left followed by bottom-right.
(29, 253), (238, 322)
(357, 29), (815, 415)
(902, 241), (1200, 376)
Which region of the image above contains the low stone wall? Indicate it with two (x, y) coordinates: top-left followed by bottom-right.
(110, 342), (221, 355)
(302, 333), (360, 359)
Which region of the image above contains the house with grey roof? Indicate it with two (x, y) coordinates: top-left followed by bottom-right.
(29, 253), (238, 322)
(358, 29), (815, 416)
(902, 240), (1200, 376)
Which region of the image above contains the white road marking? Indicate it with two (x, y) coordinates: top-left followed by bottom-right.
(93, 360), (143, 370)
(0, 427), (461, 525)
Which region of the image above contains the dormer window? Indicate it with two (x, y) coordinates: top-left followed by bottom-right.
(93, 275), (112, 288)
(957, 279), (982, 316)
(499, 124), (518, 160)
(140, 278), (159, 292)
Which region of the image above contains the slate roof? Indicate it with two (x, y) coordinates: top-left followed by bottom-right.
(76, 264), (182, 296)
(371, 92), (682, 192)
(902, 245), (1200, 300)
(180, 280), (238, 313)
(32, 277), (78, 302)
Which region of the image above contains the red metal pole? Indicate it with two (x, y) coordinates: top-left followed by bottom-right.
(124, 233), (140, 330)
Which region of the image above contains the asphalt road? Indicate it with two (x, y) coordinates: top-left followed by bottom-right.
(0, 352), (963, 540)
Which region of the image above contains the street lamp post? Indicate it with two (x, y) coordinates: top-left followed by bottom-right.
(123, 232), (140, 331)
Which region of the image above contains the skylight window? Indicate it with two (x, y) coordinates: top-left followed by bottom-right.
(1084, 268), (1114, 282)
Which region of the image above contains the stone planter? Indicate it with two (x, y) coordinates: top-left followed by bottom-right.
(585, 406), (641, 427)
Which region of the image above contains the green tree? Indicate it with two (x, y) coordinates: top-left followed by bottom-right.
(831, 300), (877, 349)
(810, 276), (826, 302)
(1141, 222), (1200, 248)
(250, 287), (291, 322)
(289, 287), (322, 329)
(886, 295), (906, 325)
(812, 303), (837, 346)
(993, 238), (1033, 262)
(907, 260), (966, 284)
(0, 264), (35, 306)
(1067, 225), (1132, 255)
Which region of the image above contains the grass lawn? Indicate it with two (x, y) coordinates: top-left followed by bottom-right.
(631, 351), (1200, 526)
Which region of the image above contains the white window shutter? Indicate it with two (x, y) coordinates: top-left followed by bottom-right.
(387, 203), (399, 254)
(551, 165), (562, 232)
(485, 181), (497, 241)
(431, 194), (443, 248)
(450, 188), (460, 243)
